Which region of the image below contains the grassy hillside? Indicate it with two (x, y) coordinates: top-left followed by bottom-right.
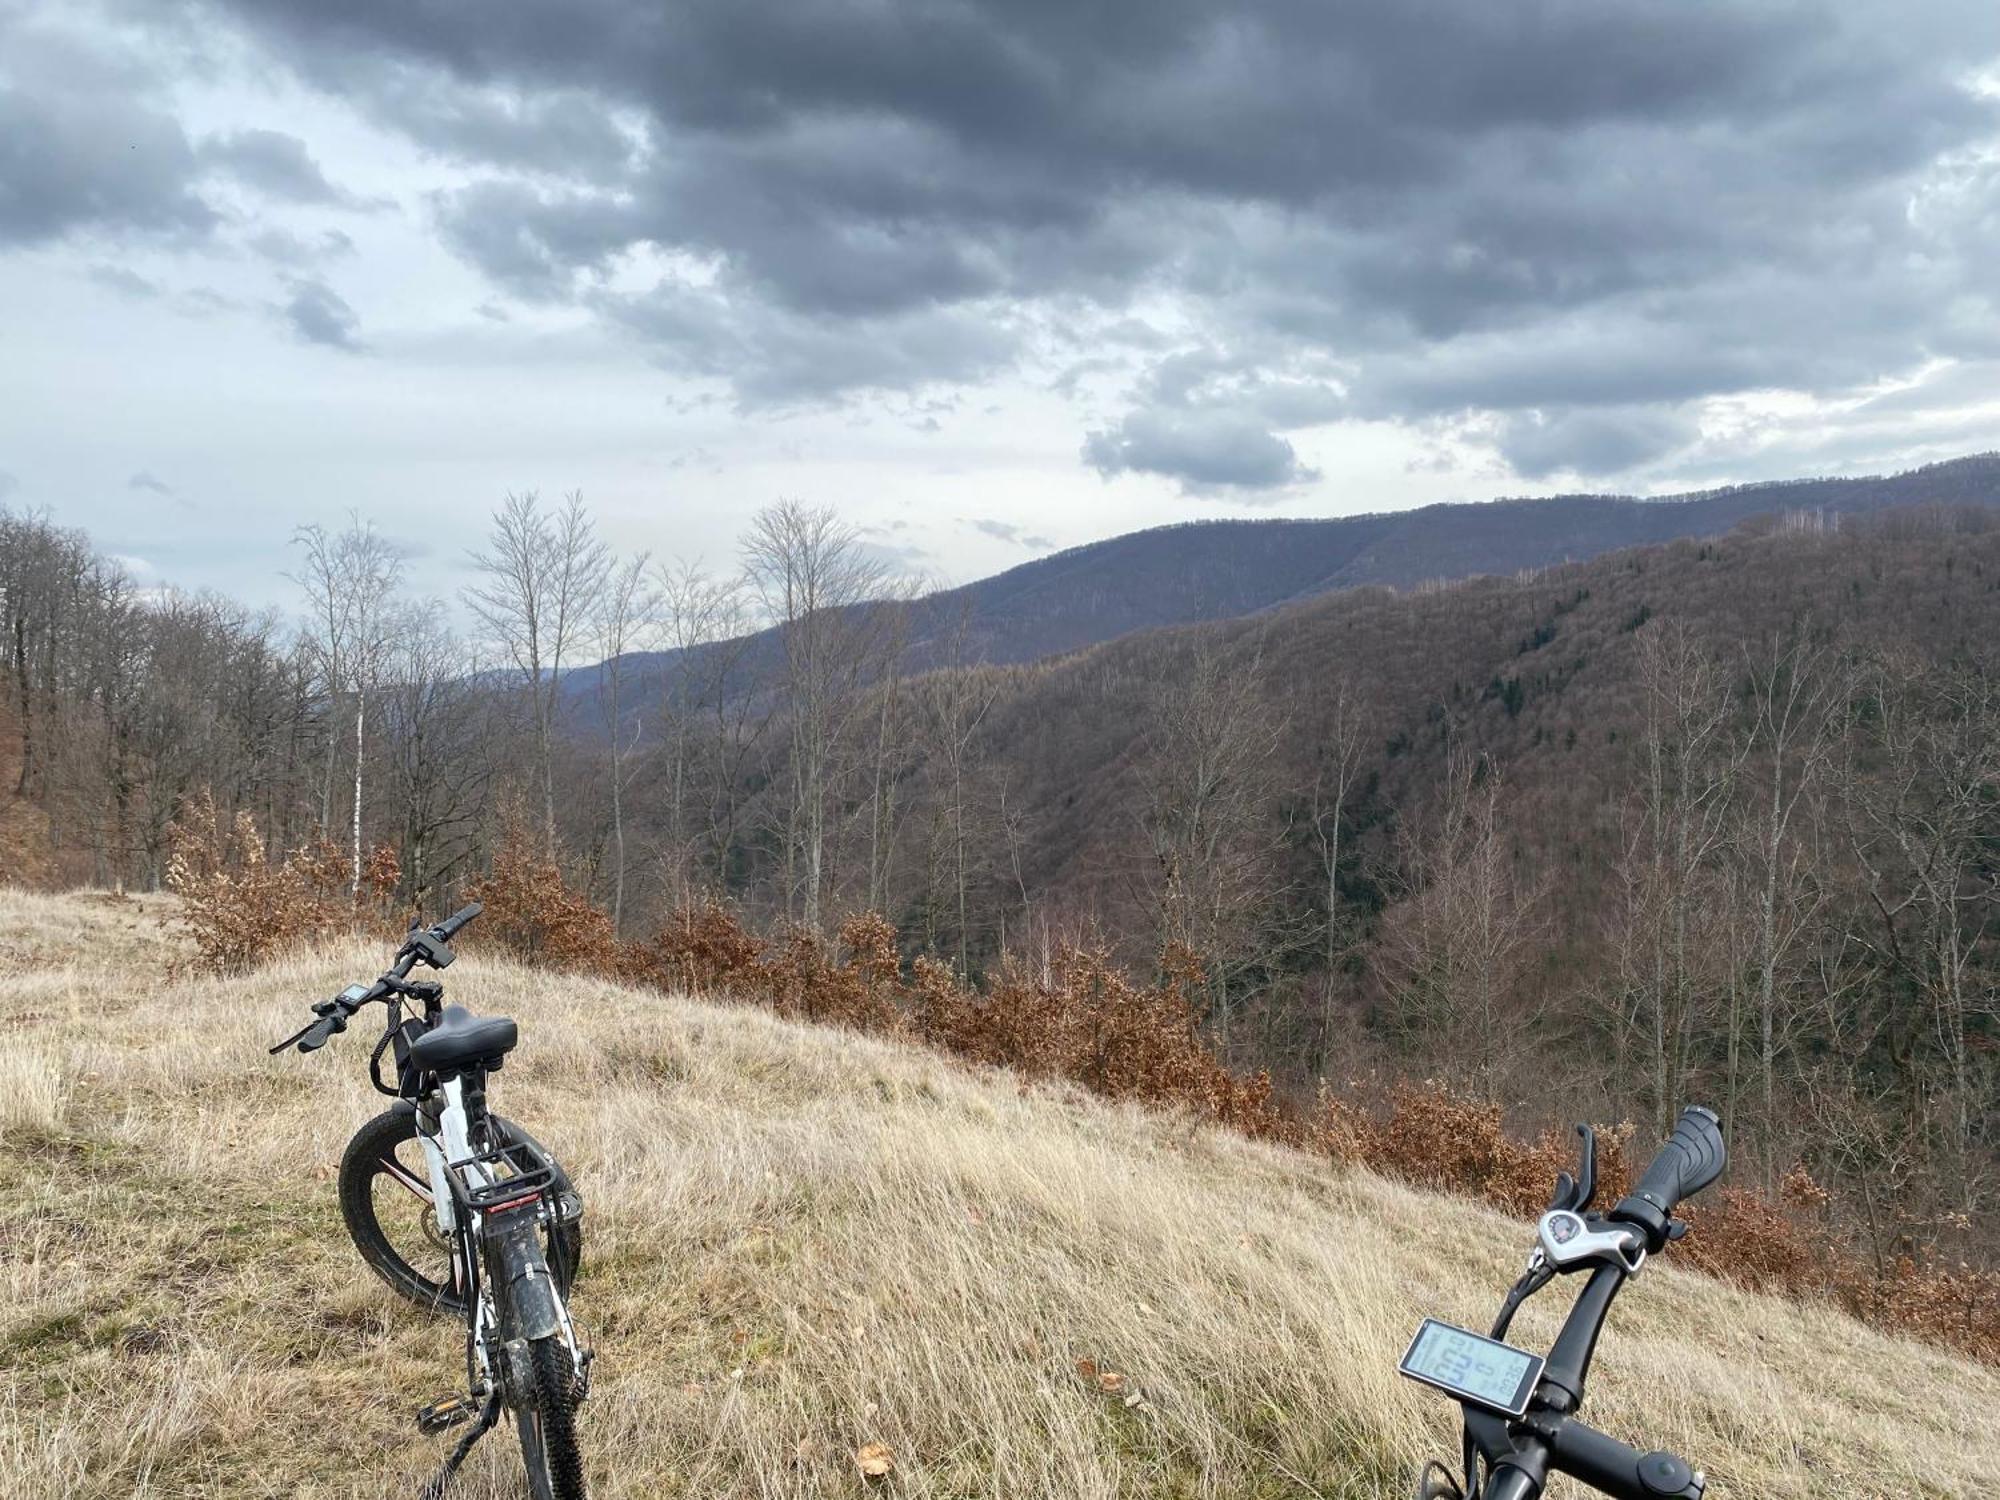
(3, 890), (1994, 1499)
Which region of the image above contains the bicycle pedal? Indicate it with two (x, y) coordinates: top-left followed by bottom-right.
(415, 1395), (476, 1434)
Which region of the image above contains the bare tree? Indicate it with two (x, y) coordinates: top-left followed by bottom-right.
(740, 501), (893, 931)
(654, 561), (768, 903)
(1377, 740), (1540, 1095)
(465, 491), (609, 856)
(292, 516), (400, 892)
(379, 605), (487, 905)
(1137, 633), (1289, 1043)
(1612, 619), (1745, 1133)
(1730, 630), (1838, 1180)
(913, 603), (1003, 973)
(1305, 674), (1369, 1064)
(594, 552), (659, 933)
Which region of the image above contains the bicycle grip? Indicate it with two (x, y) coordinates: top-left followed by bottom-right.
(296, 1015), (343, 1052)
(1613, 1105), (1725, 1247)
(435, 901), (484, 941)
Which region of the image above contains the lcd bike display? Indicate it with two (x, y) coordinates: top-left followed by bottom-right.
(1398, 1318), (1545, 1417)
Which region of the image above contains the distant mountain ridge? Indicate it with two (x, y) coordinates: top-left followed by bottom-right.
(563, 451), (2000, 711)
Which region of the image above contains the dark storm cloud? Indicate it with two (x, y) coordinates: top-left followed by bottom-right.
(281, 278), (363, 350)
(199, 128), (355, 205)
(166, 0), (2000, 481)
(586, 280), (1016, 406)
(361, 71), (639, 178)
(0, 81), (216, 246)
(0, 10), (229, 245)
(1495, 407), (1703, 481)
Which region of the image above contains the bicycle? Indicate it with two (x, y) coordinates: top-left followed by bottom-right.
(1402, 1105), (1728, 1500)
(270, 902), (592, 1500)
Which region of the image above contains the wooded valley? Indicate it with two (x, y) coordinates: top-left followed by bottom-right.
(6, 462), (1999, 1289)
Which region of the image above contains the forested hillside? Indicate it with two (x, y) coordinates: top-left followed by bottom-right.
(5, 479), (1999, 1298)
(824, 511), (2000, 1262)
(562, 451), (2000, 704)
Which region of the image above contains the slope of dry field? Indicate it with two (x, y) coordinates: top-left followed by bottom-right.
(1, 888), (1992, 1499)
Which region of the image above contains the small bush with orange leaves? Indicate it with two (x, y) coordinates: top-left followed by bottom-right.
(1318, 1085), (1635, 1219)
(624, 899), (763, 994)
(164, 793), (399, 975)
(911, 941), (1295, 1140)
(463, 818), (619, 977)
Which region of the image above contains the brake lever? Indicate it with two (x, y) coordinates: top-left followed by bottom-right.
(1548, 1170), (1577, 1213)
(1546, 1125), (1597, 1213)
(1571, 1123), (1598, 1212)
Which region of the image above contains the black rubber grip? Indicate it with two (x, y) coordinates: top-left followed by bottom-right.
(1612, 1105), (1725, 1248)
(1550, 1420), (1703, 1499)
(297, 1015), (343, 1052)
(435, 901), (484, 941)
(1636, 1105), (1726, 1211)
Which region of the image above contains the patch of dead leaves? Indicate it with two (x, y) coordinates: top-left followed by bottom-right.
(1076, 1357), (1155, 1414)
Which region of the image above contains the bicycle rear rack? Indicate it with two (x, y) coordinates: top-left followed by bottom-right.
(447, 1143), (558, 1215)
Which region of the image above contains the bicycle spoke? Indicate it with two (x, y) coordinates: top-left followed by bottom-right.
(378, 1154), (432, 1202)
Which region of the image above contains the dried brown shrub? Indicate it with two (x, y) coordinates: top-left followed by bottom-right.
(624, 899), (762, 993)
(1330, 1085), (1576, 1215)
(464, 813), (618, 976)
(743, 917), (908, 1034)
(164, 792), (392, 974)
(1680, 1188), (1825, 1291)
(905, 941), (1297, 1141)
(1845, 1260), (2000, 1363)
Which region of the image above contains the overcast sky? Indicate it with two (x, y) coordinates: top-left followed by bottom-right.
(2, 0), (1998, 611)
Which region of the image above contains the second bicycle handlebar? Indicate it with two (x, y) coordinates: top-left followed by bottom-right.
(1473, 1106), (1727, 1500)
(1483, 1415), (1704, 1500)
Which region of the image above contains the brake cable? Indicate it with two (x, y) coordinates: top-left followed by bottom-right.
(1491, 1263), (1553, 1341)
(1450, 1261), (1555, 1498)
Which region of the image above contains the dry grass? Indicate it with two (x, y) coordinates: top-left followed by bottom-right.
(1, 890), (1993, 1499)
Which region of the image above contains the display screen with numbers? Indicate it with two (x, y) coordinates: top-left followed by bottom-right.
(1398, 1318), (1544, 1416)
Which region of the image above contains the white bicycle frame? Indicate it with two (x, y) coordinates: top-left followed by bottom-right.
(420, 1076), (486, 1241)
(411, 1076), (585, 1382)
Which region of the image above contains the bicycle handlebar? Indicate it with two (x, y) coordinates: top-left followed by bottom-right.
(1609, 1105), (1726, 1251)
(268, 903), (481, 1055)
(1485, 1416), (1703, 1500)
(1551, 1422), (1702, 1499)
(1454, 1105), (1724, 1500)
